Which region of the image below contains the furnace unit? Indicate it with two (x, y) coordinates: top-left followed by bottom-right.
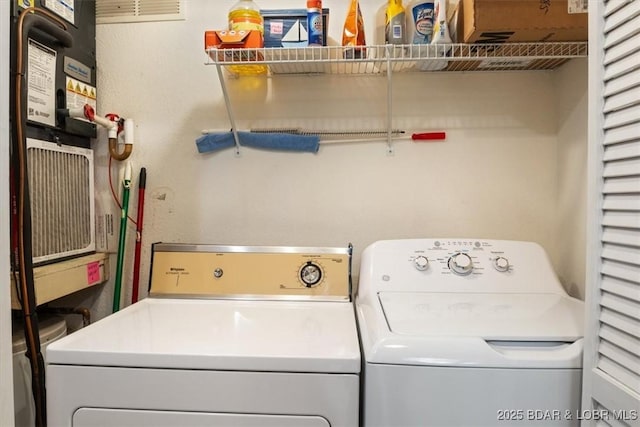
(10, 0), (97, 264)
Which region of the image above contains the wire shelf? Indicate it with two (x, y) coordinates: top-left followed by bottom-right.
(206, 41), (588, 154)
(206, 42), (588, 75)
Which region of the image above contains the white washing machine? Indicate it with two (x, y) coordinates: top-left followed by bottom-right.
(356, 239), (585, 427)
(47, 244), (360, 427)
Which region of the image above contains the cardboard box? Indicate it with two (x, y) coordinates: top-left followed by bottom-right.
(204, 30), (263, 50)
(449, 0), (587, 43)
(204, 30), (264, 63)
(261, 9), (330, 48)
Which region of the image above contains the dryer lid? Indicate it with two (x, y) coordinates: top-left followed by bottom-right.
(46, 298), (360, 373)
(379, 292), (584, 341)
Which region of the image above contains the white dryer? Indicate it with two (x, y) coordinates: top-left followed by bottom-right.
(47, 244), (360, 427)
(356, 239), (585, 427)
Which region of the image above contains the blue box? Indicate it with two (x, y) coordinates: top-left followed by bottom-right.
(261, 8), (329, 48)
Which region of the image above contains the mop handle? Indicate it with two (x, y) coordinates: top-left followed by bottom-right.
(113, 162), (132, 313)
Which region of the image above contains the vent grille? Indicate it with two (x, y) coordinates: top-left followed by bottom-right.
(96, 0), (185, 24)
(27, 139), (95, 264)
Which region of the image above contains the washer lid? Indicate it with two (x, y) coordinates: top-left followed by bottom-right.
(46, 298), (360, 374)
(358, 292), (585, 368)
(380, 292), (584, 341)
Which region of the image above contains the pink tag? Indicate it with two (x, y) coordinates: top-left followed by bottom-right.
(87, 261), (101, 284)
(270, 21), (284, 36)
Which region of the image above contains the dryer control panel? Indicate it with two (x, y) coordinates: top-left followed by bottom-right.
(358, 239), (565, 296)
(149, 243), (352, 301)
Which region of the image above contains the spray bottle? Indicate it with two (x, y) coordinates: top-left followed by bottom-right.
(385, 0), (406, 45)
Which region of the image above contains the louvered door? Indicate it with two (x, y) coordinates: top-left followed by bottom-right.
(582, 0), (640, 425)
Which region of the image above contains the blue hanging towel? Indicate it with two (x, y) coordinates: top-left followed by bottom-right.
(196, 131), (320, 154)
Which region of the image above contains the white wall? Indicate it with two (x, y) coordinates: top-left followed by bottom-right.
(553, 58), (588, 299)
(1, 0), (15, 424)
(71, 0), (587, 321)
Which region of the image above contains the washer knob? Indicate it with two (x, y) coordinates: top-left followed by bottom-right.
(414, 255), (429, 271)
(494, 256), (510, 272)
(448, 253), (473, 276)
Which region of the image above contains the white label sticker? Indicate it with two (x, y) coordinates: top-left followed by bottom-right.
(568, 0), (588, 14)
(66, 76), (97, 121)
(478, 58), (534, 69)
(44, 0), (75, 24)
(27, 39), (56, 127)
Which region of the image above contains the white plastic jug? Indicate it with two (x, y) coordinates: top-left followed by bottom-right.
(12, 316), (67, 427)
(406, 0), (435, 45)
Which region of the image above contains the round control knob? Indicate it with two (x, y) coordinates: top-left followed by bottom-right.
(493, 256), (510, 272)
(414, 256), (430, 271)
(299, 262), (323, 287)
(448, 252), (473, 276)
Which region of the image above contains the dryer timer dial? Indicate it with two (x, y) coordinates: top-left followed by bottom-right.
(299, 262), (323, 287)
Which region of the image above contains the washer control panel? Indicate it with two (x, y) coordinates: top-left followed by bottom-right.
(361, 239), (563, 294)
(407, 239), (514, 277)
(149, 243), (352, 301)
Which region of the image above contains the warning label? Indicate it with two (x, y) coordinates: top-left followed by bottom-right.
(44, 0), (75, 25)
(66, 76), (97, 121)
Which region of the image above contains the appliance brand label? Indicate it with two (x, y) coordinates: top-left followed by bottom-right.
(64, 57), (92, 83)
